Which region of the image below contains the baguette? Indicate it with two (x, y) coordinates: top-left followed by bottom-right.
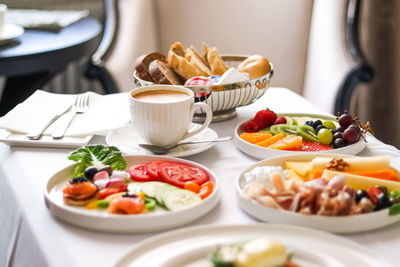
(168, 42), (203, 80)
(135, 52), (166, 82)
(149, 59), (184, 85)
(185, 48), (212, 76)
(206, 47), (229, 75)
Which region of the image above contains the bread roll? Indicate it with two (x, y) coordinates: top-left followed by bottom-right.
(135, 52), (166, 82)
(149, 59), (184, 85)
(237, 55), (271, 79)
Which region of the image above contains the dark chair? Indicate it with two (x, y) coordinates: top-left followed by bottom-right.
(83, 0), (120, 94)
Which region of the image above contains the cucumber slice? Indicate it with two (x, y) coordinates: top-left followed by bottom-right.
(155, 184), (179, 206)
(163, 189), (201, 211)
(127, 182), (143, 194)
(141, 182), (168, 198)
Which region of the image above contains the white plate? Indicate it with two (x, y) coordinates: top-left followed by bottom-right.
(236, 153), (400, 233)
(0, 23), (24, 44)
(233, 113), (366, 159)
(106, 124), (218, 157)
(44, 155), (219, 233)
(0, 129), (93, 148)
(114, 224), (390, 267)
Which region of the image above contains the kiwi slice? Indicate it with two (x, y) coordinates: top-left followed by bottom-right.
(284, 116), (298, 125)
(297, 125), (318, 142)
(277, 125), (300, 136)
(270, 125), (284, 135)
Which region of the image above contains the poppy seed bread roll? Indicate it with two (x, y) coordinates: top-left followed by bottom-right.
(135, 52), (166, 82)
(149, 59), (184, 85)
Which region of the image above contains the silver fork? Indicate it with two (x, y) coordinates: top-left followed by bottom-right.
(52, 93), (89, 139)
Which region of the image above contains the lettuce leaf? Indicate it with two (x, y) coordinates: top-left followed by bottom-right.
(68, 145), (127, 177)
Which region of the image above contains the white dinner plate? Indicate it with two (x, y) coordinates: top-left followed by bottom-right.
(236, 153), (400, 233)
(233, 113), (366, 160)
(0, 23), (24, 44)
(44, 155), (220, 233)
(106, 123), (218, 157)
(114, 224), (390, 267)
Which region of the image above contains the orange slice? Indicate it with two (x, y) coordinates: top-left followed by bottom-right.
(256, 133), (285, 147)
(268, 135), (303, 150)
(240, 132), (272, 144)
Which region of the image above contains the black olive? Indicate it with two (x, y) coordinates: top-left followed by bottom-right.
(70, 176), (88, 184)
(355, 190), (368, 204)
(100, 165), (113, 176)
(375, 185), (388, 196)
(375, 193), (392, 211)
(84, 166), (99, 180)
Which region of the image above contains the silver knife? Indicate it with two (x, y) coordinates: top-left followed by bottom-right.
(26, 102), (74, 140)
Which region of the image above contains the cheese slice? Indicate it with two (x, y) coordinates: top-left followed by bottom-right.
(311, 156), (391, 172)
(284, 161), (311, 177)
(322, 170), (400, 192)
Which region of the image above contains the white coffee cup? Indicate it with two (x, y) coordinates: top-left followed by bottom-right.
(129, 85), (213, 147)
(0, 4), (7, 34)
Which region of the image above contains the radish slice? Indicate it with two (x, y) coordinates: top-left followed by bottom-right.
(94, 178), (109, 190)
(106, 178), (125, 188)
(93, 171), (109, 182)
(111, 170), (129, 180)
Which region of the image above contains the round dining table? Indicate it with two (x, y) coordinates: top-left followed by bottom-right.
(0, 87), (399, 266)
(0, 17), (101, 116)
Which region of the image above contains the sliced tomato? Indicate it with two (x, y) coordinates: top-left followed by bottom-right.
(367, 187), (382, 205)
(98, 185), (127, 200)
(159, 162), (209, 188)
(145, 160), (168, 180)
(199, 181), (214, 199)
(127, 163), (152, 182)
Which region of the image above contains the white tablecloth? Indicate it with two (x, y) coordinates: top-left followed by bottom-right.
(1, 87), (399, 267)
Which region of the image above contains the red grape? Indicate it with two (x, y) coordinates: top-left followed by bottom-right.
(333, 138), (346, 148)
(348, 124), (361, 134)
(339, 114), (353, 128)
(333, 132), (344, 139)
(343, 127), (360, 144)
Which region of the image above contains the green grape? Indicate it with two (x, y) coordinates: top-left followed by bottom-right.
(322, 120), (336, 130)
(318, 128), (333, 144)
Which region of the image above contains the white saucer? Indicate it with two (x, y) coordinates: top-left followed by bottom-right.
(106, 123), (218, 157)
(0, 23), (24, 44)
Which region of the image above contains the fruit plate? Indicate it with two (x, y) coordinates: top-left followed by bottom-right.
(44, 155), (219, 233)
(236, 153), (400, 233)
(114, 224), (390, 267)
(233, 113), (366, 160)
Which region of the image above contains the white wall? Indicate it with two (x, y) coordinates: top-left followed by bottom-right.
(106, 0), (313, 94)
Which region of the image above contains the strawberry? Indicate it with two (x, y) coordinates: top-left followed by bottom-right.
(253, 109), (277, 129)
(243, 121), (259, 133)
(273, 116), (287, 125)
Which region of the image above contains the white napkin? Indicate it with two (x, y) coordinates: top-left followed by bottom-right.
(5, 9), (89, 31)
(0, 90), (131, 136)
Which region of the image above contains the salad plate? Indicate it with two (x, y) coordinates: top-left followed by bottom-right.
(44, 154), (219, 233)
(106, 123), (218, 157)
(233, 113), (366, 160)
(114, 224), (390, 267)
(236, 153), (400, 233)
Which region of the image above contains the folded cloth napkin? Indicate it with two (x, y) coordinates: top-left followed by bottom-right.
(0, 90), (131, 137)
(5, 9), (89, 31)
